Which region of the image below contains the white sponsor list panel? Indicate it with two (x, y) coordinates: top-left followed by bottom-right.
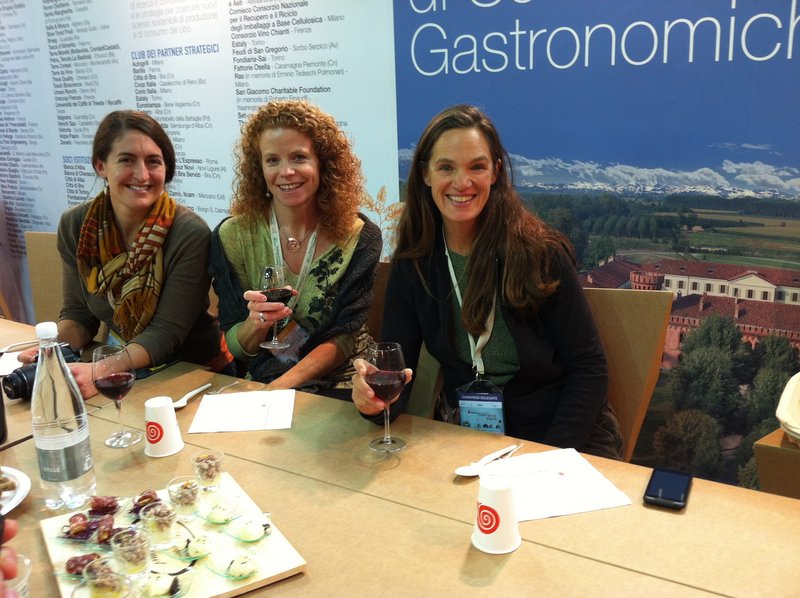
(0, 0), (397, 323)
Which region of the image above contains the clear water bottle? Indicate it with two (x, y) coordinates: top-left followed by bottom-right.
(30, 322), (95, 509)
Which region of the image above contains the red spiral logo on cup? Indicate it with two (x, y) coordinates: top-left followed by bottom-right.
(146, 421), (164, 444)
(477, 503), (500, 534)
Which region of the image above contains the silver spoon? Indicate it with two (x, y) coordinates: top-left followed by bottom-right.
(172, 383), (212, 410)
(454, 444), (522, 477)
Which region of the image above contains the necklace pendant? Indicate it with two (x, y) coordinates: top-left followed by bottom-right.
(285, 237), (301, 252)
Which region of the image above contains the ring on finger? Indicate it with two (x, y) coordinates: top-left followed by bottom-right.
(259, 312), (266, 324)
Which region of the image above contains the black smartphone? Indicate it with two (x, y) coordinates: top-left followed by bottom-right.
(643, 468), (692, 510)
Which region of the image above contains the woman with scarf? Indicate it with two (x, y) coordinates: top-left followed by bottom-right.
(22, 110), (231, 398)
(210, 100), (381, 399)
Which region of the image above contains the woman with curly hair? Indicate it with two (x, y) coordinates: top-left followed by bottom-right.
(351, 105), (622, 458)
(210, 100), (381, 397)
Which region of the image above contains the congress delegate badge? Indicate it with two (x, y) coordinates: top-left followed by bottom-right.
(457, 379), (504, 435)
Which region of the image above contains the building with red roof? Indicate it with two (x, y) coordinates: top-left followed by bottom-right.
(664, 294), (800, 366)
(581, 257), (800, 367)
(636, 259), (800, 305)
(579, 256), (640, 289)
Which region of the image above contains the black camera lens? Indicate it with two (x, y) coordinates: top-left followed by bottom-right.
(2, 364), (36, 401)
(1, 344), (80, 401)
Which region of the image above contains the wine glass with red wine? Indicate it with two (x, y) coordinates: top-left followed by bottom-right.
(92, 345), (142, 448)
(258, 264), (292, 350)
(366, 342), (407, 453)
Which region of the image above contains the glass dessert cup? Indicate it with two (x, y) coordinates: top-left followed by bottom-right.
(110, 527), (151, 579)
(191, 449), (224, 492)
(166, 476), (200, 522)
(140, 501), (178, 549)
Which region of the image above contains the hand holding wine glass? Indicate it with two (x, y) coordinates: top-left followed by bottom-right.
(92, 345), (142, 448)
(258, 264), (292, 350)
(365, 342), (407, 453)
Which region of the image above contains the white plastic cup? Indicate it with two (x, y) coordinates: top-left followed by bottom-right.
(144, 396), (184, 457)
(471, 477), (522, 554)
(6, 554), (32, 598)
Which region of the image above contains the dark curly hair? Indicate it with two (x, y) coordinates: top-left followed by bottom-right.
(230, 100), (365, 242)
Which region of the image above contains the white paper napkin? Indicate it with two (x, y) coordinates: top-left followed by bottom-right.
(480, 448), (631, 521)
(188, 390), (295, 433)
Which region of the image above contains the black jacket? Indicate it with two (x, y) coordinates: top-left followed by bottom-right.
(382, 231), (615, 452)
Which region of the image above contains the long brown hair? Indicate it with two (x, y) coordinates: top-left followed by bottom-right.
(230, 100), (364, 242)
(395, 104), (573, 335)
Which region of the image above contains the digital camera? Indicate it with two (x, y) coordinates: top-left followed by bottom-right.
(1, 343), (81, 401)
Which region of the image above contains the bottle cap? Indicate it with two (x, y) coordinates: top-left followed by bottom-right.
(35, 321), (58, 340)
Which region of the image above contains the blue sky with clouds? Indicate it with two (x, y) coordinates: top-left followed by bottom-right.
(393, 0), (800, 197)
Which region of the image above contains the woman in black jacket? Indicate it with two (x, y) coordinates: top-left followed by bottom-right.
(352, 105), (622, 458)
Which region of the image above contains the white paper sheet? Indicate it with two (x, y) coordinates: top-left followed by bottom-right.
(0, 351), (23, 376)
(188, 390), (295, 433)
(479, 448), (631, 521)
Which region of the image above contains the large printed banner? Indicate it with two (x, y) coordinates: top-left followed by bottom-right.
(1, 1), (798, 323)
(393, 0), (800, 198)
(0, 0), (397, 322)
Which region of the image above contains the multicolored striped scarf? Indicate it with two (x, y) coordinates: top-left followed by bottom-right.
(76, 188), (175, 341)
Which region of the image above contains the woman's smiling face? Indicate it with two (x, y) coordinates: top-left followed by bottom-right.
(95, 130), (166, 218)
(259, 127), (320, 210)
(423, 127), (498, 234)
